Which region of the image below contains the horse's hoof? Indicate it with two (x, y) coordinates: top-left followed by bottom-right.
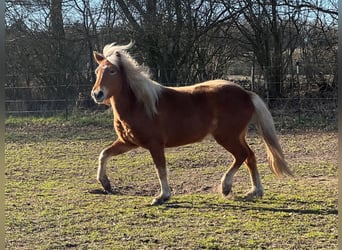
(219, 184), (232, 196)
(150, 196), (170, 206)
(98, 177), (112, 193)
(245, 189), (264, 200)
(104, 188), (114, 195)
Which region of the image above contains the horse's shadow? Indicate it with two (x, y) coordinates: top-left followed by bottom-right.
(162, 199), (338, 216)
(88, 188), (120, 195)
(88, 188), (337, 216)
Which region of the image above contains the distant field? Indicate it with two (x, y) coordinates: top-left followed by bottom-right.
(5, 115), (337, 249)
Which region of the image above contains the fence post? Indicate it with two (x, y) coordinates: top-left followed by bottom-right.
(296, 61), (301, 123)
(64, 85), (69, 120)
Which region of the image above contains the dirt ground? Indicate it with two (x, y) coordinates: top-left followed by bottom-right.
(5, 119), (338, 249)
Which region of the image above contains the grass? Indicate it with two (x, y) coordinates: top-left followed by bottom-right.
(5, 114), (338, 249)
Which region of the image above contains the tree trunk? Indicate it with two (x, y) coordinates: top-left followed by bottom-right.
(269, 0), (282, 97)
(50, 0), (66, 98)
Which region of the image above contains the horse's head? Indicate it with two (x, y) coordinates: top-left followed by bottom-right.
(91, 51), (123, 105)
(91, 42), (163, 116)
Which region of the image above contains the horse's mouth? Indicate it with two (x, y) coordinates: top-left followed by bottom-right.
(92, 97), (105, 104)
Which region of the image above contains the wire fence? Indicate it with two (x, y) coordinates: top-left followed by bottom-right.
(5, 82), (337, 130)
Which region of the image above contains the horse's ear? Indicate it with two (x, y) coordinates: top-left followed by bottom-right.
(93, 51), (104, 64)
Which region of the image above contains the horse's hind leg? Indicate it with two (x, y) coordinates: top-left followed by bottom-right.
(243, 140), (264, 199)
(215, 133), (264, 199)
(214, 136), (248, 197)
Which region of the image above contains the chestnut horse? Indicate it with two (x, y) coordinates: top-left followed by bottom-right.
(91, 42), (292, 205)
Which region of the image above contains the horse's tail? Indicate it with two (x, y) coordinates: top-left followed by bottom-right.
(250, 92), (293, 177)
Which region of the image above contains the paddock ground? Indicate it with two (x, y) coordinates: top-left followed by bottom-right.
(5, 116), (337, 249)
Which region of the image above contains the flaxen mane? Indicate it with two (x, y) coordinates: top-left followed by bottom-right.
(102, 42), (163, 117)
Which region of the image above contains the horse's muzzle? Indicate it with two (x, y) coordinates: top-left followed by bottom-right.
(91, 89), (105, 103)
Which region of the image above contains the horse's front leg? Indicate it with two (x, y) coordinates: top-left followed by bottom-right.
(149, 146), (171, 205)
(97, 139), (136, 193)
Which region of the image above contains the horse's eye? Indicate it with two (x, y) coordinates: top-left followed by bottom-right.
(109, 69), (116, 75)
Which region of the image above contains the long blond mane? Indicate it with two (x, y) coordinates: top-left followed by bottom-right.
(102, 42), (163, 117)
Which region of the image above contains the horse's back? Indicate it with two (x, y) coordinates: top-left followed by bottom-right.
(158, 80), (255, 147)
(172, 79), (254, 118)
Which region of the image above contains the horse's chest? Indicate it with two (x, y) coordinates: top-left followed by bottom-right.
(114, 120), (138, 144)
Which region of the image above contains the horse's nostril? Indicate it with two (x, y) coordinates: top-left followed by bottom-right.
(96, 90), (104, 100)
(91, 90), (105, 103)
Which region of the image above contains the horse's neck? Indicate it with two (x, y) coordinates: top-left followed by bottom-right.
(109, 90), (142, 120)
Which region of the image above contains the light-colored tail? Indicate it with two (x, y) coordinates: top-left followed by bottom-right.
(250, 92), (293, 177)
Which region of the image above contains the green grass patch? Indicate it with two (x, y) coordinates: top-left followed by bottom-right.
(5, 116), (337, 249)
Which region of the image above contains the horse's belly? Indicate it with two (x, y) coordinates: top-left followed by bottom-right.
(165, 133), (207, 147)
(160, 89), (217, 147)
(164, 117), (214, 147)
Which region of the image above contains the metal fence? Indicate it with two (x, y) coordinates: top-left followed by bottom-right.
(5, 83), (337, 130)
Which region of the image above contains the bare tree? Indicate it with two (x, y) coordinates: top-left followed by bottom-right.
(5, 0), (337, 113)
(114, 0), (234, 84)
(222, 0), (301, 97)
(50, 0), (66, 98)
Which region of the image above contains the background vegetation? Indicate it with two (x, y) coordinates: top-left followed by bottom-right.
(5, 0), (337, 117)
